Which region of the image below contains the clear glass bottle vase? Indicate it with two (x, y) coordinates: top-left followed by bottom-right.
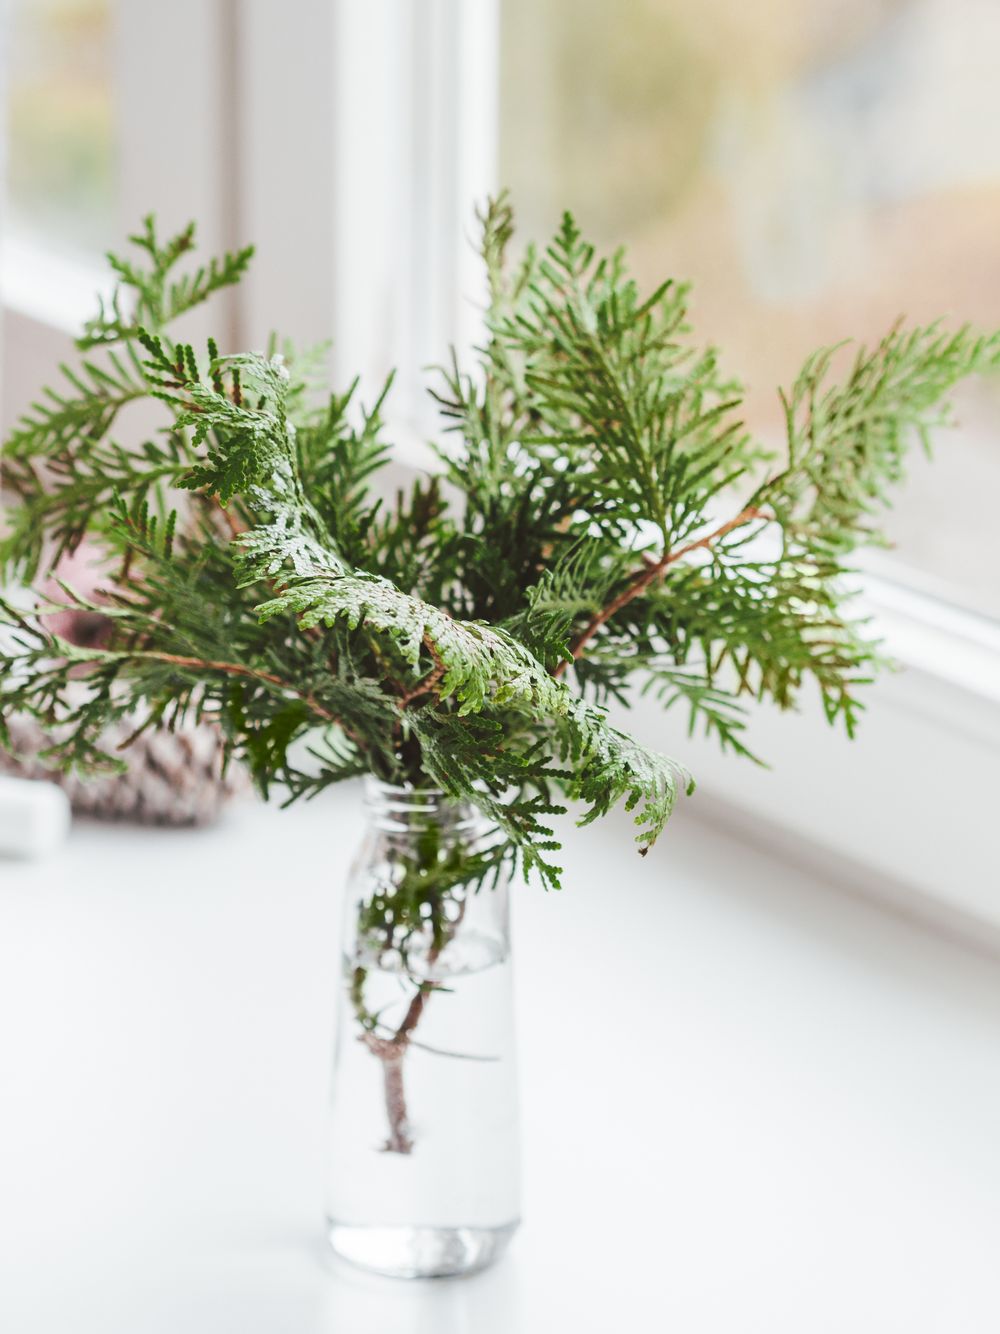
(325, 778), (521, 1278)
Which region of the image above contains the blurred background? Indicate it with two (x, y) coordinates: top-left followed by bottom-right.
(2, 4), (1000, 1329)
(5, 0), (1000, 609)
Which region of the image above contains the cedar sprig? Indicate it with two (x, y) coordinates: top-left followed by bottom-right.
(2, 194), (996, 885)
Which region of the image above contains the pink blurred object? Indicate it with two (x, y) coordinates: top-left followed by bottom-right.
(40, 540), (114, 649)
(0, 704), (248, 827)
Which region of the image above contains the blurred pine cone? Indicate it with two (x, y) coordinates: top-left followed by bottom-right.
(1, 545), (247, 826)
(0, 710), (246, 827)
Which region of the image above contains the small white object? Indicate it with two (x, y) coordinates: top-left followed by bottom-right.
(0, 775), (71, 859)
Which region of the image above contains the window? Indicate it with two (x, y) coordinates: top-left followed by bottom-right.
(6, 0), (117, 259)
(2, 0), (119, 339)
(501, 0), (1000, 620)
(2, 0), (240, 407)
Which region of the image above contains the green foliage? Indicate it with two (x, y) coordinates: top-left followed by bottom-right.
(79, 215), (254, 348)
(2, 195), (996, 888)
(764, 323), (1000, 555)
(4, 344), (148, 467)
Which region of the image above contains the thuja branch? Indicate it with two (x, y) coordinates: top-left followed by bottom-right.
(555, 506), (767, 676)
(110, 650), (341, 723)
(4, 197), (998, 881)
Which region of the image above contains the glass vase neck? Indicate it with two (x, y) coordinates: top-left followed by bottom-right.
(362, 776), (478, 836)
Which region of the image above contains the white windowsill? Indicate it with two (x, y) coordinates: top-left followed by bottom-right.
(0, 234), (111, 337)
(2, 790), (999, 1330)
(860, 572), (1000, 716)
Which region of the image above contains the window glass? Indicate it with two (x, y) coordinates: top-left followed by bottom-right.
(501, 0), (1000, 619)
(6, 0), (117, 257)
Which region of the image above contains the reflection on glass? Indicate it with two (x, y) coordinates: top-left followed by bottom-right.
(502, 0), (1000, 618)
(6, 0), (116, 256)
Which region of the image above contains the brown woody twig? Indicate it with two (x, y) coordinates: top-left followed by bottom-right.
(554, 506), (766, 677)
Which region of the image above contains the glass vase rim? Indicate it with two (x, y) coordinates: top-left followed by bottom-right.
(362, 775), (450, 802)
(360, 777), (487, 833)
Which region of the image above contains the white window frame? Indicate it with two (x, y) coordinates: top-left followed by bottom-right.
(238, 0), (499, 455)
(2, 0), (242, 424)
(3, 0), (998, 932)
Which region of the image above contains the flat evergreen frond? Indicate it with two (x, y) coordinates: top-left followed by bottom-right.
(79, 216), (254, 347)
(164, 351), (295, 505)
(256, 561), (692, 855)
(765, 322), (1000, 554)
(502, 538), (630, 671)
(296, 375), (395, 565)
(161, 245), (255, 328)
(235, 510), (347, 586)
(0, 434), (187, 579)
(483, 210), (759, 543)
(277, 338), (334, 424)
(367, 474), (454, 601)
(564, 717), (694, 850)
(4, 346), (148, 460)
(641, 667), (759, 761)
(411, 714), (567, 889)
(255, 572), (573, 715)
(3, 197), (995, 888)
(633, 546), (879, 733)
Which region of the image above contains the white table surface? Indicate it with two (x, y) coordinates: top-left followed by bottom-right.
(2, 788), (999, 1333)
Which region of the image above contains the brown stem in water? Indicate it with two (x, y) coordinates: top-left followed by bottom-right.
(359, 981), (438, 1155)
(360, 975), (442, 1155)
(379, 1050), (413, 1155)
(358, 896), (468, 1155)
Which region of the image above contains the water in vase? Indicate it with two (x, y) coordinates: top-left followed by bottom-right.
(326, 792), (521, 1278)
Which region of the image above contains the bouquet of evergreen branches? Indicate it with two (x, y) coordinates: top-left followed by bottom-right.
(2, 198), (997, 889)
